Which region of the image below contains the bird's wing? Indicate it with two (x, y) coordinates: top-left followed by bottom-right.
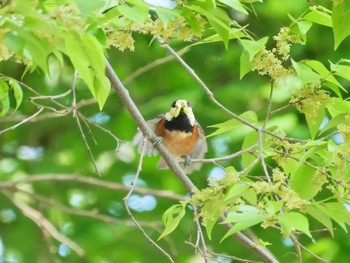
(186, 122), (208, 171)
(132, 114), (163, 157)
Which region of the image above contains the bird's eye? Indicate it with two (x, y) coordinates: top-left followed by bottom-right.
(171, 100), (177, 107)
(187, 101), (191, 107)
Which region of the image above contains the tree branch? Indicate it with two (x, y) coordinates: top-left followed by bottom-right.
(0, 173), (185, 201)
(104, 57), (279, 263)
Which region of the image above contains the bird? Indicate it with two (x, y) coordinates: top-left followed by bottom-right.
(133, 99), (207, 173)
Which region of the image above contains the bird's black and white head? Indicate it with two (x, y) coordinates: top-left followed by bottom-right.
(164, 99), (195, 132)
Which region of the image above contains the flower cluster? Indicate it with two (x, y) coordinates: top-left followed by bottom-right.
(291, 83), (330, 123)
(106, 14), (207, 52)
(252, 27), (301, 80)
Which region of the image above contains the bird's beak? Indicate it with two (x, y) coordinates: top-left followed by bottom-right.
(173, 101), (189, 117)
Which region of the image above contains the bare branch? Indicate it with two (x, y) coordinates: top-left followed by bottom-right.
(123, 140), (175, 262)
(2, 191), (84, 256)
(0, 107), (44, 136)
(123, 47), (189, 84)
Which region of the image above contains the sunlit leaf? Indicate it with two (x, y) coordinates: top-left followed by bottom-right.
(316, 202), (350, 233)
(303, 6), (332, 27)
(240, 37), (268, 61)
(332, 0), (350, 50)
(218, 0), (248, 15)
(159, 201), (187, 240)
(290, 164), (323, 200)
(221, 205), (266, 241)
(0, 81), (10, 117)
(9, 79), (23, 111)
(291, 59), (321, 85)
(278, 212), (312, 238)
(307, 204), (334, 236)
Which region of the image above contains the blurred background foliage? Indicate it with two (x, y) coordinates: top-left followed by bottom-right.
(1, 0), (350, 262)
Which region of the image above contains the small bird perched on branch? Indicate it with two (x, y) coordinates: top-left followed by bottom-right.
(133, 99), (207, 173)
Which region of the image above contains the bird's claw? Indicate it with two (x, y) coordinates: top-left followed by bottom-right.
(181, 155), (191, 167)
(152, 136), (163, 146)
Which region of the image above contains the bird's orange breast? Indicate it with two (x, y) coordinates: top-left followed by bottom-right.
(155, 119), (198, 157)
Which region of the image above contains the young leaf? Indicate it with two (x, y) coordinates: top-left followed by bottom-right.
(303, 6), (332, 27)
(316, 202), (350, 233)
(218, 0), (248, 15)
(240, 37), (269, 61)
(202, 199), (225, 239)
(117, 5), (149, 24)
(221, 205), (266, 241)
(0, 81), (10, 116)
(290, 164), (323, 200)
(225, 183), (250, 202)
(278, 212), (312, 238)
(307, 204), (334, 236)
(159, 202), (187, 240)
(332, 1), (350, 50)
(291, 59), (321, 85)
(240, 52), (252, 79)
(305, 106), (325, 139)
(9, 79), (23, 111)
(304, 60), (346, 92)
(207, 111), (257, 137)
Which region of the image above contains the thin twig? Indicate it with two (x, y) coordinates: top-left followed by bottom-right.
(264, 81), (274, 128)
(123, 140), (175, 263)
(290, 234), (302, 263)
(71, 72), (101, 177)
(123, 47), (189, 84)
(0, 173), (186, 201)
(0, 107), (44, 136)
(179, 144), (259, 164)
(14, 187), (160, 228)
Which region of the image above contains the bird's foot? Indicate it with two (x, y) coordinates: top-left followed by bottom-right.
(181, 155), (191, 167)
(152, 136), (163, 146)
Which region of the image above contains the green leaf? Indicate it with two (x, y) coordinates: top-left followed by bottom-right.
(264, 201), (283, 216)
(242, 188), (257, 205)
(240, 37), (269, 61)
(117, 5), (149, 24)
(218, 0), (248, 15)
(291, 59), (321, 85)
(76, 0), (104, 19)
(307, 204), (334, 236)
(330, 62), (350, 82)
(332, 1), (350, 50)
(189, 28), (246, 47)
(207, 111), (257, 137)
(221, 205), (266, 241)
(9, 80), (23, 111)
(303, 6), (332, 27)
(304, 60), (346, 92)
(316, 202), (350, 233)
(0, 81), (10, 117)
(159, 202), (187, 240)
(202, 199), (225, 239)
(240, 51), (252, 79)
(305, 105), (325, 139)
(242, 130), (258, 170)
(278, 212), (312, 238)
(225, 184), (250, 202)
(290, 164), (323, 200)
(187, 5), (231, 48)
(320, 113), (346, 134)
(297, 20), (313, 42)
(65, 32), (110, 109)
